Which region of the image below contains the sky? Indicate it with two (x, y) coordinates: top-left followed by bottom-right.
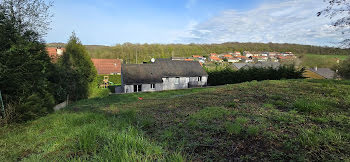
(45, 0), (346, 46)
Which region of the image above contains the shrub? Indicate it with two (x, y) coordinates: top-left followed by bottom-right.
(338, 57), (350, 79)
(207, 65), (305, 86)
(293, 99), (328, 114)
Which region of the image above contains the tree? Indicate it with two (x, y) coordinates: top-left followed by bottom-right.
(58, 33), (97, 101)
(0, 0), (55, 122)
(318, 0), (350, 47)
(318, 1), (350, 79)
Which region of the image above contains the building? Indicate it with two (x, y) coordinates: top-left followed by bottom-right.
(46, 47), (65, 62)
(304, 67), (337, 79)
(209, 56), (222, 62)
(121, 60), (208, 93)
(91, 59), (122, 75)
(227, 58), (240, 63)
(233, 51), (241, 56)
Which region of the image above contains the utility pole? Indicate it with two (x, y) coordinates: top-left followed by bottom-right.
(0, 90), (5, 118)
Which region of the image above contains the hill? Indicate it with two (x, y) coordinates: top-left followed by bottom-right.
(1, 79), (349, 161)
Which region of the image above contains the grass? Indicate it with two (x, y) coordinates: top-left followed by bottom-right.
(1, 79), (350, 161)
(298, 53), (349, 68)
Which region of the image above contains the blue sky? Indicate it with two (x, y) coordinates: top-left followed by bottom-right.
(45, 0), (345, 46)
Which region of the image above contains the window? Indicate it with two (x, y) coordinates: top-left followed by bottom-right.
(133, 85), (142, 92)
(175, 77), (180, 84)
(198, 76), (202, 82)
(151, 84), (155, 89)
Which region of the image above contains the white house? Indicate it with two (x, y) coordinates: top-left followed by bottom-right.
(121, 60), (208, 93)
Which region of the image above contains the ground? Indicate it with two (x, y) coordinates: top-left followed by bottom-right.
(1, 79), (350, 161)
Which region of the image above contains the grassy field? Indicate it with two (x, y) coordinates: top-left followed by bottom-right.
(1, 80), (350, 161)
(298, 53), (349, 68)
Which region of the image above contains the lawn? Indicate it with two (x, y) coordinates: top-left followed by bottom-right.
(298, 53), (349, 68)
(1, 80), (350, 161)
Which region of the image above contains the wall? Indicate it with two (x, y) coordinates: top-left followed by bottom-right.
(122, 76), (208, 93)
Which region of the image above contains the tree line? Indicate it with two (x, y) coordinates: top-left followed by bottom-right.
(77, 42), (350, 64)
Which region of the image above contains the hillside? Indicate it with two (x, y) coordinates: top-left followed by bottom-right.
(1, 79), (349, 161)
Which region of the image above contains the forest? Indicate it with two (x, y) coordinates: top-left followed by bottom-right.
(48, 42), (350, 64)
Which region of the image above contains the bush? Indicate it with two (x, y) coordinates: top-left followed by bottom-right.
(338, 57), (350, 79)
(207, 65), (305, 86)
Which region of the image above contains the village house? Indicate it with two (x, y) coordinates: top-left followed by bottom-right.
(304, 67), (337, 79)
(243, 51), (253, 57)
(233, 51), (241, 56)
(46, 47), (65, 62)
(227, 58), (240, 63)
(209, 56), (223, 62)
(91, 58), (122, 75)
(121, 60), (208, 93)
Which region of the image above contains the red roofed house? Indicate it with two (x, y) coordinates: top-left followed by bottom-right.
(223, 54), (233, 58)
(209, 56), (222, 62)
(46, 47), (65, 62)
(91, 59), (122, 75)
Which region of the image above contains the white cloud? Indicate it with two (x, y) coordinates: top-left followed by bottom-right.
(179, 0), (347, 46)
(185, 0), (197, 9)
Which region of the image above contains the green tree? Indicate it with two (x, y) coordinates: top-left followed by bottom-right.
(58, 33), (97, 101)
(338, 58), (350, 79)
(0, 0), (55, 122)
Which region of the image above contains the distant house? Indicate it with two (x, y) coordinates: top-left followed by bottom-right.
(121, 60), (208, 93)
(209, 56), (222, 62)
(227, 58), (240, 63)
(304, 67), (337, 79)
(91, 58), (122, 75)
(233, 51), (241, 56)
(223, 54), (233, 58)
(244, 51), (253, 57)
(46, 47), (65, 62)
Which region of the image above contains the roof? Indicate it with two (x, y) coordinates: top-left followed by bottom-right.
(210, 56), (222, 61)
(122, 60), (208, 84)
(91, 59), (122, 75)
(46, 47), (65, 62)
(224, 54), (233, 58)
(192, 55), (202, 58)
(308, 68), (336, 79)
(232, 62), (281, 70)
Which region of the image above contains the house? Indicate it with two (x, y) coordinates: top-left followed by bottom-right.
(227, 58), (240, 63)
(91, 58), (122, 75)
(121, 60), (208, 93)
(233, 51), (241, 56)
(209, 56), (222, 62)
(223, 54), (233, 58)
(231, 63), (249, 70)
(304, 67), (337, 79)
(253, 56), (268, 62)
(244, 51), (253, 58)
(46, 47), (65, 62)
(235, 56), (247, 61)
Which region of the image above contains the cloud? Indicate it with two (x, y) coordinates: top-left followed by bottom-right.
(185, 0), (197, 9)
(179, 0), (347, 46)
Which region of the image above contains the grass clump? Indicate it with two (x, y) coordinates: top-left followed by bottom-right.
(191, 107), (229, 121)
(293, 98), (328, 114)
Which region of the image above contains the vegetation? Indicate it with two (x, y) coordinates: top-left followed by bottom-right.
(0, 0), (56, 123)
(207, 66), (305, 86)
(298, 53), (348, 68)
(338, 57), (350, 79)
(47, 42), (350, 64)
(1, 79), (349, 161)
(57, 33), (97, 101)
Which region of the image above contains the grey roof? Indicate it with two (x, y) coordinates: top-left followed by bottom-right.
(232, 63), (248, 70)
(232, 62), (281, 70)
(309, 68), (336, 79)
(122, 60), (208, 84)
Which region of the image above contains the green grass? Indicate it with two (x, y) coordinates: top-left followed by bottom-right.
(1, 79), (350, 161)
(298, 53), (349, 68)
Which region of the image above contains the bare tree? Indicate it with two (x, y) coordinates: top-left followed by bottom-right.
(318, 0), (350, 47)
(0, 0), (53, 36)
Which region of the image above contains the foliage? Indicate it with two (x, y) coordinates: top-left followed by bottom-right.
(338, 56), (350, 79)
(0, 0), (55, 122)
(207, 65), (305, 86)
(48, 42), (350, 65)
(318, 0), (350, 47)
(57, 33), (97, 101)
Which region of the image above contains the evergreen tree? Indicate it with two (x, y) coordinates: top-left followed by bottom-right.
(58, 33), (97, 101)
